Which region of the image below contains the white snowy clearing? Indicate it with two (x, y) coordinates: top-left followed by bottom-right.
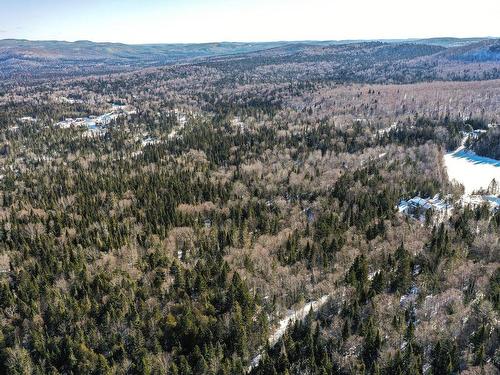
(444, 144), (500, 195)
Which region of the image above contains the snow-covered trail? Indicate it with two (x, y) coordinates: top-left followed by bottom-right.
(248, 295), (330, 371)
(444, 139), (500, 195)
(268, 295), (330, 345)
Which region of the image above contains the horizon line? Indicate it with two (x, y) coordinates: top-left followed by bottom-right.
(1, 36), (498, 46)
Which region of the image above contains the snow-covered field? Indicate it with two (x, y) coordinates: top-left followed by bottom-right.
(444, 146), (500, 194)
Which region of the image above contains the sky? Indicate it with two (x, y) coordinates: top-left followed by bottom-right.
(1, 0), (499, 44)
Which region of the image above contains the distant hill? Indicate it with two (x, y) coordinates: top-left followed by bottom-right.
(0, 37), (498, 81)
(411, 37), (496, 47)
(0, 39), (287, 61)
(196, 39), (500, 84)
(0, 39), (285, 80)
(439, 39), (500, 62)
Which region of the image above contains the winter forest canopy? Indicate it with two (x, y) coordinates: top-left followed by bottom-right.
(0, 37), (499, 375)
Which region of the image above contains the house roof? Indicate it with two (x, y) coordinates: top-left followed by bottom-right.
(484, 195), (500, 207)
(408, 197), (432, 209)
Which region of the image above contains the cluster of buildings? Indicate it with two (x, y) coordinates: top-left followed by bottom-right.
(54, 105), (136, 136)
(462, 123), (498, 140)
(398, 195), (453, 222)
(463, 129), (488, 140)
(398, 192), (500, 222)
(460, 194), (500, 213)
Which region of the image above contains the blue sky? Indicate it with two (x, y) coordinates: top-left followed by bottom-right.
(2, 0), (499, 43)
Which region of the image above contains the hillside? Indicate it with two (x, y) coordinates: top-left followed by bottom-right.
(0, 39), (284, 80)
(439, 39), (500, 62)
(1, 38), (499, 82)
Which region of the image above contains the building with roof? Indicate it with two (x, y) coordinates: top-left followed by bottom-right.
(460, 194), (500, 213)
(398, 195), (452, 222)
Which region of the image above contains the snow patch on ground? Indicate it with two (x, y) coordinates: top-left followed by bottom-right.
(248, 295), (330, 372)
(269, 295), (329, 345)
(444, 145), (500, 194)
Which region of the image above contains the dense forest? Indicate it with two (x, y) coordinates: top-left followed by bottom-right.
(471, 127), (500, 160)
(0, 42), (498, 375)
